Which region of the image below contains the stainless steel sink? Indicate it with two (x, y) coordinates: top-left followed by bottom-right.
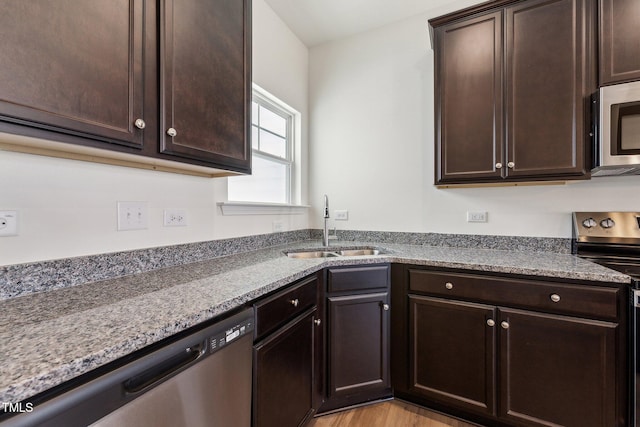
(285, 248), (384, 258)
(286, 251), (340, 258)
(338, 249), (381, 256)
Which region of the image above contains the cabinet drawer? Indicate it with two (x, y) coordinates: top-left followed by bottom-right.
(408, 269), (620, 321)
(254, 276), (317, 340)
(328, 265), (390, 293)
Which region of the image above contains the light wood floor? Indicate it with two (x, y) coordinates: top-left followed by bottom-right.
(308, 400), (479, 427)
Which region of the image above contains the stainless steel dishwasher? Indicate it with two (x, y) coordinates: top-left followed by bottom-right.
(2, 308), (254, 427)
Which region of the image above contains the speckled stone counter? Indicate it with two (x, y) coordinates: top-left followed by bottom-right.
(0, 240), (630, 405)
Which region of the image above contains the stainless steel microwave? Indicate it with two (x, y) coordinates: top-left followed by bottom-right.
(592, 80), (640, 176)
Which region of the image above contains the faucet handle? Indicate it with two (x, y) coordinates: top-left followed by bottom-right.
(329, 227), (338, 240)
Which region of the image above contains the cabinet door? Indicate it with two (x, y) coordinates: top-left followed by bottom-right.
(505, 0), (592, 178)
(0, 0), (144, 148)
(327, 292), (389, 397)
(434, 11), (503, 183)
(600, 0), (640, 85)
(499, 308), (618, 427)
(408, 296), (497, 417)
(160, 0), (251, 173)
(253, 310), (317, 427)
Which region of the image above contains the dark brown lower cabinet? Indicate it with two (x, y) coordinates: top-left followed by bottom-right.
(392, 265), (628, 427)
(253, 309), (317, 427)
(498, 308), (617, 427)
(409, 296), (496, 417)
(328, 292), (390, 398)
(319, 264), (392, 413)
(253, 273), (323, 427)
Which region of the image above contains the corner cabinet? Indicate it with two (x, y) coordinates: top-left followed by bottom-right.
(431, 0), (595, 185)
(391, 265), (628, 427)
(0, 0), (251, 176)
(599, 0), (640, 86)
(318, 265), (392, 414)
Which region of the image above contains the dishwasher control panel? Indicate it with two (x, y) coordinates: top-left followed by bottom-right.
(209, 317), (253, 354)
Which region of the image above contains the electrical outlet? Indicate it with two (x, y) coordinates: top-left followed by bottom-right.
(0, 211), (18, 236)
(163, 209), (187, 227)
(272, 220), (285, 233)
(467, 211), (488, 223)
(335, 210), (349, 221)
(117, 202), (148, 231)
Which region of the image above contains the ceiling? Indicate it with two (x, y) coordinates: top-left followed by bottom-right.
(263, 0), (486, 47)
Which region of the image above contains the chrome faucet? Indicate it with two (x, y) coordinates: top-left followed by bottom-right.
(323, 195), (330, 246)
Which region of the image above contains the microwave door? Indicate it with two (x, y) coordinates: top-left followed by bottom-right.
(613, 103), (640, 153)
(598, 81), (640, 171)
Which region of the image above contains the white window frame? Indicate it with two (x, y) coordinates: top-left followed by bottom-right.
(251, 90), (294, 204)
(221, 85), (307, 215)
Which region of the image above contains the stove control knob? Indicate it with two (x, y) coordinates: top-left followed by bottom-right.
(582, 218), (597, 229)
(600, 218), (615, 229)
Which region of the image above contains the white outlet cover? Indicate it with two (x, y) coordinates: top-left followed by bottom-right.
(117, 202), (148, 231)
(335, 210), (349, 220)
(466, 211), (488, 223)
(0, 210), (18, 236)
(163, 209), (187, 227)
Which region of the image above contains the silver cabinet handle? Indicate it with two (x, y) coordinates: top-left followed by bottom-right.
(495, 162), (503, 169)
(445, 282), (453, 290)
(314, 319), (321, 326)
(382, 304), (390, 311)
(501, 321), (509, 329)
(550, 294), (561, 303)
(167, 127), (177, 137)
(134, 119), (146, 129)
(487, 319), (495, 327)
(289, 299), (299, 307)
(507, 161), (515, 168)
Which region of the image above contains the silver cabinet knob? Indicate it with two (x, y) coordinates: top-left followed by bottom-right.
(314, 319), (321, 326)
(289, 299), (299, 307)
(487, 319), (495, 327)
(507, 161), (515, 168)
(495, 162), (503, 169)
(550, 294), (561, 303)
(382, 304), (390, 311)
(167, 127), (177, 137)
(501, 321), (509, 329)
(134, 119), (146, 129)
(445, 282), (453, 290)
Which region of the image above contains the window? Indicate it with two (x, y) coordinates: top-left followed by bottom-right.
(228, 87), (297, 204)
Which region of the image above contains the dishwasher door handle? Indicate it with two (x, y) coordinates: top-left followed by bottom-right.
(123, 343), (204, 394)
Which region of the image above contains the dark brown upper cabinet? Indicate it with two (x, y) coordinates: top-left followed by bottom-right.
(159, 0), (251, 173)
(0, 1), (145, 149)
(431, 0), (595, 185)
(599, 0), (640, 86)
(0, 0), (251, 176)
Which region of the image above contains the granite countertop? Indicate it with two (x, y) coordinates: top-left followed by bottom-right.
(0, 241), (631, 404)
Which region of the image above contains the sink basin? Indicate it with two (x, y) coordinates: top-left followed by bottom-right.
(285, 248), (384, 258)
(338, 249), (381, 256)
(286, 251), (340, 259)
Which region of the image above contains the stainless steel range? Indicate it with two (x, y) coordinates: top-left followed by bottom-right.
(573, 212), (639, 426)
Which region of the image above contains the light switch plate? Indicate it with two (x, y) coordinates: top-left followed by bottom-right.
(117, 202), (148, 231)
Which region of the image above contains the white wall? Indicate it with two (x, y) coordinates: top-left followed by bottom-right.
(0, 0), (309, 266)
(309, 11), (640, 238)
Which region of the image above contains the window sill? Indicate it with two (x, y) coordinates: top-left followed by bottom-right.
(218, 202), (310, 215)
